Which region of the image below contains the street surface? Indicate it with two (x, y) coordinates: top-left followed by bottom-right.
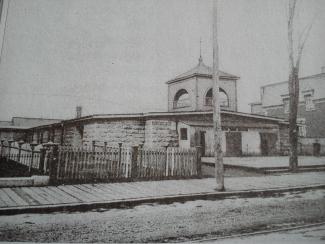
(204, 224), (325, 243)
(0, 189), (324, 242)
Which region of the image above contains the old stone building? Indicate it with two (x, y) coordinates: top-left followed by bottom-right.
(21, 57), (290, 157)
(250, 68), (325, 155)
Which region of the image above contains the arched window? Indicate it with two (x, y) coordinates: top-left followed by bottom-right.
(174, 89), (190, 108)
(205, 88), (229, 107)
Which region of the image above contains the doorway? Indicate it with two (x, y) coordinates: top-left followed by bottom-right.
(313, 143), (321, 156)
(260, 133), (278, 156)
(200, 131), (206, 156)
(226, 132), (242, 156)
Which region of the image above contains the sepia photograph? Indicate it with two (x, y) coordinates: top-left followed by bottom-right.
(0, 0), (324, 242)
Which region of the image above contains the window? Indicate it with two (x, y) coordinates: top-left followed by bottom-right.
(283, 98), (289, 114)
(205, 88), (229, 107)
(304, 94), (315, 111)
(180, 128), (188, 140)
(173, 89), (190, 108)
(297, 118), (306, 137)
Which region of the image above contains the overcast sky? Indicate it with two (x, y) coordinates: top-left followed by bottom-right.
(0, 0), (324, 121)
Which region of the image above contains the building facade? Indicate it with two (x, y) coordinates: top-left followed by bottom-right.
(250, 68), (325, 155)
(21, 58), (290, 157)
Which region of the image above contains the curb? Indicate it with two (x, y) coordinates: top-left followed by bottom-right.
(0, 184), (324, 216)
(0, 176), (49, 188)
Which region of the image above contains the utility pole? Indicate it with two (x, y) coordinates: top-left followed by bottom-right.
(212, 0), (224, 191)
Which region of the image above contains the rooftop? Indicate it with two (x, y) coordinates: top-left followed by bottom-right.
(166, 57), (239, 84)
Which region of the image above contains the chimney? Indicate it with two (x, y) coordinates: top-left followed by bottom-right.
(322, 66), (325, 73)
(76, 106), (82, 118)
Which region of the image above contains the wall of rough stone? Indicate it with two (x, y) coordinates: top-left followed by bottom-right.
(82, 119), (145, 147)
(144, 119), (178, 148)
(63, 125), (83, 147)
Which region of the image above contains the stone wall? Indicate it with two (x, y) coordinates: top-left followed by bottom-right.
(63, 125), (83, 147)
(144, 119), (178, 148)
(82, 119), (145, 147)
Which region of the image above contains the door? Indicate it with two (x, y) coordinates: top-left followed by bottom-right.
(313, 143), (321, 156)
(226, 132), (242, 156)
(200, 131), (206, 156)
(260, 133), (278, 156)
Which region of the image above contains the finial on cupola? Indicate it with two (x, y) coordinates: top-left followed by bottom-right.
(198, 37), (203, 63)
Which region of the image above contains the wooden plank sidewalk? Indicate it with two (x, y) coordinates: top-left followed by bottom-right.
(0, 172), (325, 211)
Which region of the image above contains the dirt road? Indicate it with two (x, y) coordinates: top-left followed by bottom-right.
(0, 189), (324, 242)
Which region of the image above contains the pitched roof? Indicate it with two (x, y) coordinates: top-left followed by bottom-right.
(166, 57), (239, 84)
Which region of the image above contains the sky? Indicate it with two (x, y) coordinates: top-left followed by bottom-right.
(0, 0), (324, 121)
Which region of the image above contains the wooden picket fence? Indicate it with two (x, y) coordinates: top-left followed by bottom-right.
(56, 146), (131, 182)
(54, 146), (201, 183)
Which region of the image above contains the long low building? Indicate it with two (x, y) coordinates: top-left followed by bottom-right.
(18, 110), (289, 157)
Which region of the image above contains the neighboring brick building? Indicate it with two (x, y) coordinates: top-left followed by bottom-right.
(250, 68), (325, 155)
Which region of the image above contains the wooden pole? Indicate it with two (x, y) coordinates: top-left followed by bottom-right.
(212, 0), (224, 191)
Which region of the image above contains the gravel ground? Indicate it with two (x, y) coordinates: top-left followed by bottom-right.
(0, 189), (324, 242)
(205, 224), (325, 243)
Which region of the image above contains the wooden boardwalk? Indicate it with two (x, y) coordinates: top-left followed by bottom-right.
(0, 172), (325, 210)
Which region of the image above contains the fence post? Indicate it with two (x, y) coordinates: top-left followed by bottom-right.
(0, 139), (4, 159)
(39, 147), (46, 173)
(17, 140), (24, 163)
(7, 140), (14, 162)
(131, 146), (138, 179)
(138, 144), (143, 177)
(46, 143), (59, 184)
(171, 147), (175, 176)
(92, 140), (96, 153)
(104, 142), (107, 153)
(196, 146), (202, 178)
(29, 142), (37, 174)
(164, 146), (168, 177)
(118, 143), (122, 165)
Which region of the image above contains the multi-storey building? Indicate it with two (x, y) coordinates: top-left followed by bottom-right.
(250, 67), (325, 155)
